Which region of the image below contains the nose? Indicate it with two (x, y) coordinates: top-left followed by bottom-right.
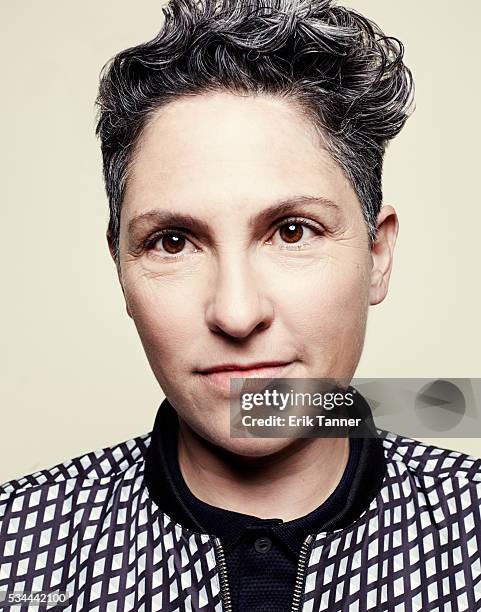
(205, 252), (274, 339)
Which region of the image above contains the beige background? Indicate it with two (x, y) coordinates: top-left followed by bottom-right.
(1, 1), (480, 484)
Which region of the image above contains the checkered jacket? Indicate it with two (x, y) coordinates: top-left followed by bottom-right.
(1, 428), (481, 611)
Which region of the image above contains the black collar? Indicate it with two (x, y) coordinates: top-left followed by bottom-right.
(144, 392), (386, 558)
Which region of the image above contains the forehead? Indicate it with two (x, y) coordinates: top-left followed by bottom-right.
(122, 91), (359, 220)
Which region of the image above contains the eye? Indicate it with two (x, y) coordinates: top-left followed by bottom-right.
(147, 230), (198, 259)
(278, 222), (305, 244)
(268, 218), (324, 249)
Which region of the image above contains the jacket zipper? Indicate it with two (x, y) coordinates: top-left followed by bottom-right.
(213, 533), (315, 612)
(212, 537), (233, 612)
(290, 534), (316, 612)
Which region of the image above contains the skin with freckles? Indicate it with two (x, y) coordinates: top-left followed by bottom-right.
(108, 91), (398, 519)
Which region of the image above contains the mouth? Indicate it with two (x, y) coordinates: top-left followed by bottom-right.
(195, 361), (296, 396)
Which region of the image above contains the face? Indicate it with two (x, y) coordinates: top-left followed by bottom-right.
(112, 91), (397, 456)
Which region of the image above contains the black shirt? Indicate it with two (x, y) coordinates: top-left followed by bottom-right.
(144, 395), (386, 611)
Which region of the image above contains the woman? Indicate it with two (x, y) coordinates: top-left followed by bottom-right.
(1, 0), (480, 610)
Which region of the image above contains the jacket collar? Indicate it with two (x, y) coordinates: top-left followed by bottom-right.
(144, 390), (387, 553)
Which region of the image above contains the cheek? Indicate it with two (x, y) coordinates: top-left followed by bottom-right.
(279, 257), (370, 342)
(122, 275), (198, 363)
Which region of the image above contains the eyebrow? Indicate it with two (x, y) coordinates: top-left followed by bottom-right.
(126, 195), (342, 244)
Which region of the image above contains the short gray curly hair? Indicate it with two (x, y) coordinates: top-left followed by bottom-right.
(95, 0), (414, 262)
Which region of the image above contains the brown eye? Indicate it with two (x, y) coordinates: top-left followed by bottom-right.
(279, 222), (304, 243)
(159, 233), (185, 254)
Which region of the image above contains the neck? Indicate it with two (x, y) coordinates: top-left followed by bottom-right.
(177, 419), (350, 522)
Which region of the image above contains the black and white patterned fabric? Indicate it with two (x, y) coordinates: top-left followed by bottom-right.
(1, 420), (481, 610)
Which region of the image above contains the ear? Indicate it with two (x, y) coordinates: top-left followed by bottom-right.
(369, 205), (399, 306)
(106, 230), (132, 319)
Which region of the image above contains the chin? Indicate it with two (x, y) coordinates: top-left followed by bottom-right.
(213, 434), (295, 459)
